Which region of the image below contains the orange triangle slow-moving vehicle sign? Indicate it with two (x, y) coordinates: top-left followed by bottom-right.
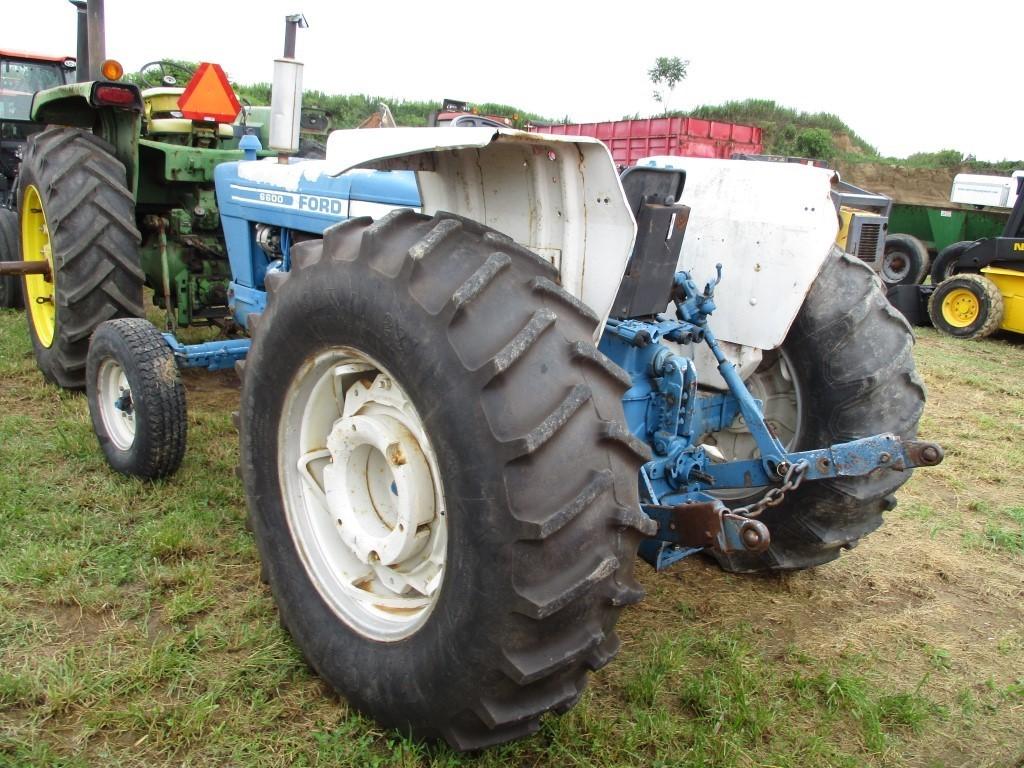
(177, 62), (241, 124)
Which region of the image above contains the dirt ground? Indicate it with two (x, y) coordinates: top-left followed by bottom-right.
(173, 328), (1024, 767)
(837, 162), (958, 206)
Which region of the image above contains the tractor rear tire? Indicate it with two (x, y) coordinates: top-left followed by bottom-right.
(927, 273), (1003, 340)
(881, 233), (929, 287)
(239, 210), (653, 749)
(713, 250), (925, 573)
(86, 318), (187, 479)
(929, 240), (975, 285)
(18, 127), (144, 389)
(0, 208), (22, 309)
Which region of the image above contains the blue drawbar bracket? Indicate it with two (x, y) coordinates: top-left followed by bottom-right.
(162, 334), (250, 371)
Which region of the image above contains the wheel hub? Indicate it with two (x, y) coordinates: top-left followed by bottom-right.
(324, 381), (435, 569)
(941, 288), (979, 327)
(21, 185), (56, 348)
(882, 251), (910, 282)
(700, 349), (801, 500)
(285, 352), (447, 641)
(97, 358), (137, 451)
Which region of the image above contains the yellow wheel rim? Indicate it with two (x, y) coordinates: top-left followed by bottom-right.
(22, 185), (56, 348)
(941, 288), (980, 328)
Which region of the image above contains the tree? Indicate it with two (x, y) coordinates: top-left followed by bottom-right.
(648, 56), (689, 113)
(795, 128), (835, 161)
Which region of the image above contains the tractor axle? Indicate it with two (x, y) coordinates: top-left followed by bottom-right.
(0, 260), (51, 277)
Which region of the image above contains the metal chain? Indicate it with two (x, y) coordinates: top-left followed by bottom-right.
(732, 459), (809, 518)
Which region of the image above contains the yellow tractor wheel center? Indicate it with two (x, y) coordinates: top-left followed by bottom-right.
(21, 185), (56, 348)
(941, 288), (981, 328)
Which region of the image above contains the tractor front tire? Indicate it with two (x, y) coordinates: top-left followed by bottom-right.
(0, 208), (22, 309)
(927, 273), (1003, 339)
(881, 233), (929, 287)
(239, 210), (652, 749)
(713, 250), (925, 573)
(18, 127), (144, 389)
(86, 319), (187, 479)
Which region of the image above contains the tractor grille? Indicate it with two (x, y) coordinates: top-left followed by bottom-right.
(856, 222), (882, 262)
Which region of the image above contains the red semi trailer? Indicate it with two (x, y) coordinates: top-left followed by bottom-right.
(528, 116), (762, 168)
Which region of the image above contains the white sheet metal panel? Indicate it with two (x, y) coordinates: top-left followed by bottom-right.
(640, 156), (838, 350)
(324, 127), (636, 333)
(950, 171), (1023, 208)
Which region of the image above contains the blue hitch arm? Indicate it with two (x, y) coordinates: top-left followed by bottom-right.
(703, 433), (945, 491)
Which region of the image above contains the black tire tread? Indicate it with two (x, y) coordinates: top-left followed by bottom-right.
(0, 207), (22, 309)
(242, 211), (646, 749)
(19, 127), (143, 389)
(882, 233), (929, 286)
(86, 318), (186, 479)
(929, 240), (976, 285)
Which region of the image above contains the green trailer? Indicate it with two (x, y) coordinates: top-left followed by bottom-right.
(884, 203), (1009, 287)
(889, 202), (1008, 257)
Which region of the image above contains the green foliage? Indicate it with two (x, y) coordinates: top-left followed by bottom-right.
(648, 56), (689, 109)
(123, 59), (198, 88)
(685, 98), (877, 158)
(794, 127), (835, 161)
(232, 85), (551, 131)
(124, 59), (548, 129)
(124, 61), (1023, 170)
(903, 149), (964, 168)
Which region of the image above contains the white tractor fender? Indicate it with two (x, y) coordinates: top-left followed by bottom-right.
(318, 127), (638, 335)
(639, 156), (840, 351)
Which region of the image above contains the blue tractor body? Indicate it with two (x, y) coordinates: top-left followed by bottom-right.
(214, 155), (418, 331)
(163, 152), (418, 371)
(152, 141), (943, 569)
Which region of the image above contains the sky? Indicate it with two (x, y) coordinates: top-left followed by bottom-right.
(5, 0), (1022, 162)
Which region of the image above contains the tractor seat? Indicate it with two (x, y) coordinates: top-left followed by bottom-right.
(141, 87), (186, 119)
(147, 118), (235, 139)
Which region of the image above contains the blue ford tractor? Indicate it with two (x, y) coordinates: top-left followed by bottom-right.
(1, 7), (943, 750)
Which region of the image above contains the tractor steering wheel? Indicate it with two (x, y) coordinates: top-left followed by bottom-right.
(137, 61), (196, 89)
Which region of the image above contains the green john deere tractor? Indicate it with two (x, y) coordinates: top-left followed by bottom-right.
(3, 2), (292, 388)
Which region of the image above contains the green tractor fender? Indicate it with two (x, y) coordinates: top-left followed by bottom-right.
(30, 81), (143, 193)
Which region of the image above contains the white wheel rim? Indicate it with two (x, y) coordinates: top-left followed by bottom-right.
(97, 358), (137, 451)
(701, 349), (802, 499)
(279, 348), (447, 641)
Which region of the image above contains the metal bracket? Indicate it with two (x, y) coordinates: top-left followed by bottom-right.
(162, 333), (250, 371)
(640, 498), (771, 570)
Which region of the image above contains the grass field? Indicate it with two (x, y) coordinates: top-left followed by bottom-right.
(1, 308), (1022, 768)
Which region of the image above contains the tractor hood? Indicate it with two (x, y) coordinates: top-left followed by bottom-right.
(234, 127), (636, 332)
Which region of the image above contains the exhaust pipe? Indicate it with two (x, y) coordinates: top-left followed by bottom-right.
(68, 0), (89, 83)
(86, 0), (106, 81)
(68, 0), (105, 81)
(269, 13), (308, 159)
